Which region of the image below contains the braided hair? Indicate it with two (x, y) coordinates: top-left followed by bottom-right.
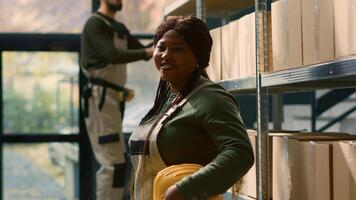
(140, 16), (213, 124)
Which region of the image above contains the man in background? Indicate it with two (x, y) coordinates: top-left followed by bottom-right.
(80, 0), (153, 199)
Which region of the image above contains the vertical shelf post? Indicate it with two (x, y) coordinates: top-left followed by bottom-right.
(273, 94), (283, 130)
(311, 91), (316, 131)
(0, 51), (3, 200)
(255, 0), (272, 200)
(196, 0), (206, 22)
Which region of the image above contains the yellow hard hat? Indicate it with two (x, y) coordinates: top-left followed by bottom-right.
(153, 164), (224, 200)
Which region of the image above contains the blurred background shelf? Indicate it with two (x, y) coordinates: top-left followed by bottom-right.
(164, 0), (254, 17)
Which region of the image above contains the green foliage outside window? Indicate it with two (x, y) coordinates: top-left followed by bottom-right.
(3, 83), (76, 134)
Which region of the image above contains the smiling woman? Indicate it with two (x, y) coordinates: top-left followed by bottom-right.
(129, 16), (254, 200)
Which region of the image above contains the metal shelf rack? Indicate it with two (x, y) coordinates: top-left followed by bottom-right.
(163, 0), (356, 199)
(220, 55), (356, 94)
(164, 0), (272, 199)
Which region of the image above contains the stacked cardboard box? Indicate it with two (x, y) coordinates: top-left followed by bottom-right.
(208, 0), (356, 78)
(240, 130), (356, 200)
(273, 138), (331, 200)
(271, 0), (303, 71)
(334, 0), (356, 59)
(207, 27), (222, 81)
(221, 20), (239, 80)
(302, 0), (334, 65)
(238, 13), (256, 78)
(240, 134), (258, 198)
(333, 141), (356, 200)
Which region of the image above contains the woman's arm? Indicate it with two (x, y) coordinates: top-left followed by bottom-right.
(176, 87), (254, 199)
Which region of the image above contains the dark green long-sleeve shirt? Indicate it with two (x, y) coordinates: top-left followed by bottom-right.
(157, 77), (254, 199)
(80, 12), (149, 70)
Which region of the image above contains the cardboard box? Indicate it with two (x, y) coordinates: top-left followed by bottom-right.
(238, 13), (256, 78)
(333, 141), (356, 200)
(221, 20), (239, 80)
(273, 138), (331, 200)
(302, 0), (334, 65)
(334, 0), (356, 58)
(207, 27), (222, 81)
(242, 130), (355, 199)
(240, 134), (257, 198)
(272, 0), (303, 71)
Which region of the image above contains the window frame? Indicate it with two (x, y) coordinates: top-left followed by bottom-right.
(0, 33), (95, 200)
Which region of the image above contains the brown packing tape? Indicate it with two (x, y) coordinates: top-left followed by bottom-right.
(313, 0), (321, 62)
(349, 0), (355, 54)
(249, 13), (256, 77)
(268, 11), (273, 72)
(272, 1), (282, 70)
(282, 0), (289, 68)
(329, 144), (333, 200)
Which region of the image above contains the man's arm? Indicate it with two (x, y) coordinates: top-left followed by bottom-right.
(86, 18), (150, 64)
(127, 33), (145, 49)
(125, 29), (154, 59)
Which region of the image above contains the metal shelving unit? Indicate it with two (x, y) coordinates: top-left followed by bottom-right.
(220, 55), (356, 94)
(164, 0), (356, 200)
(164, 0), (272, 199)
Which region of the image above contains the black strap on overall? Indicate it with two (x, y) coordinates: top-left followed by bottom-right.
(82, 77), (128, 120)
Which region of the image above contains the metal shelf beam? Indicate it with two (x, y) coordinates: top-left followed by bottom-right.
(219, 56), (356, 94)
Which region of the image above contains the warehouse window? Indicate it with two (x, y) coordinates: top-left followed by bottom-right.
(2, 51), (79, 134)
(3, 143), (79, 199)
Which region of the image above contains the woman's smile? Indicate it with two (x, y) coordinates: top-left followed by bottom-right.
(160, 62), (175, 70)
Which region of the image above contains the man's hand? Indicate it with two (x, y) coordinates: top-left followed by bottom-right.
(164, 185), (184, 200)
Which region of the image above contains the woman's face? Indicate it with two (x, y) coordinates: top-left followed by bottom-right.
(154, 30), (197, 92)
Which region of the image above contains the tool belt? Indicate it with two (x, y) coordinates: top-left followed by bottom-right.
(82, 77), (130, 119)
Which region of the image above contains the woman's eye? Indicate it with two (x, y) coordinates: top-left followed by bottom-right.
(172, 47), (184, 52)
(156, 45), (165, 51)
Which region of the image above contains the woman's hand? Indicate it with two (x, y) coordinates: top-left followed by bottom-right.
(164, 184), (184, 200)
